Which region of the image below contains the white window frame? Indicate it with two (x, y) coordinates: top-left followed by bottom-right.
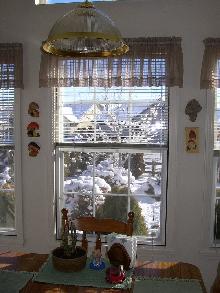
(0, 89), (23, 244)
(56, 146), (168, 244)
(54, 86), (169, 246)
(211, 82), (220, 247)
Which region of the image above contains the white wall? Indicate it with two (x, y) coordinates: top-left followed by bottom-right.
(0, 0), (219, 291)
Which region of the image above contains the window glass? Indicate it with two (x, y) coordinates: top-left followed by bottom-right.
(214, 60), (220, 245)
(55, 85), (168, 245)
(0, 86), (15, 231)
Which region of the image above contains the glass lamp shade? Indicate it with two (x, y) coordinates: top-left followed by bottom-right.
(41, 1), (129, 57)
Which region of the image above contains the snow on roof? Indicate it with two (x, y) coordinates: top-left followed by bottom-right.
(63, 107), (78, 123)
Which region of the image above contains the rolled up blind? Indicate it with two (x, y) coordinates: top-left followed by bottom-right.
(0, 44), (23, 89)
(0, 87), (14, 146)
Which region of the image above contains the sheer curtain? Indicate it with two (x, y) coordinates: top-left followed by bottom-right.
(39, 37), (183, 88)
(200, 38), (220, 89)
(0, 43), (23, 89)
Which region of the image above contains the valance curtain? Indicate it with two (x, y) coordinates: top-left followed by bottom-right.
(0, 43), (23, 89)
(200, 38), (220, 89)
(39, 37), (183, 88)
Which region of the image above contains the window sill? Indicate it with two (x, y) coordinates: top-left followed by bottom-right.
(199, 248), (220, 257)
(137, 245), (176, 260)
(0, 233), (24, 249)
(0, 228), (16, 236)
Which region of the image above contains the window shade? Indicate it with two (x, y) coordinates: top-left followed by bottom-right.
(40, 37), (183, 88)
(0, 87), (14, 145)
(201, 38), (220, 89)
(0, 43), (23, 89)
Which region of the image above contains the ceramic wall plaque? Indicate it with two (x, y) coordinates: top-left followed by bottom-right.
(28, 102), (39, 117)
(185, 127), (199, 153)
(28, 141), (40, 157)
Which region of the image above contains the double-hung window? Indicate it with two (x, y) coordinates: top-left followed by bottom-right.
(0, 85), (15, 233)
(54, 67), (169, 245)
(200, 38), (220, 246)
(39, 37), (182, 245)
(201, 39), (220, 246)
(0, 44), (23, 235)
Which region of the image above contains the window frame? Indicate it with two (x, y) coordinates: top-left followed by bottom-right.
(54, 86), (169, 246)
(212, 78), (220, 247)
(0, 88), (23, 243)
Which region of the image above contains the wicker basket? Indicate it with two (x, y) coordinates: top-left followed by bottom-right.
(52, 246), (87, 272)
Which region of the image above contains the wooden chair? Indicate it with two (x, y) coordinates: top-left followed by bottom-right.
(61, 208), (134, 251)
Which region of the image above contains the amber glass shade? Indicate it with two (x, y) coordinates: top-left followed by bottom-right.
(41, 1), (129, 57)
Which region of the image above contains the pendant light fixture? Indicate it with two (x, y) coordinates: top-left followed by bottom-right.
(41, 0), (129, 57)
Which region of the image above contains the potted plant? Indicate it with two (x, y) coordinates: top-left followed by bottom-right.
(52, 208), (87, 272)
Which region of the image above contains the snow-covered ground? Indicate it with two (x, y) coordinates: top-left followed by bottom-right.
(137, 195), (160, 236)
(63, 156), (162, 237)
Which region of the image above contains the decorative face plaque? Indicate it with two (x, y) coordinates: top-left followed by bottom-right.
(28, 142), (40, 157)
(185, 99), (202, 122)
(185, 127), (199, 153)
(28, 102), (39, 117)
(27, 122), (40, 137)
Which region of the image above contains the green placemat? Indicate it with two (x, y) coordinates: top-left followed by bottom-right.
(0, 270), (34, 293)
(33, 256), (133, 289)
(133, 278), (203, 293)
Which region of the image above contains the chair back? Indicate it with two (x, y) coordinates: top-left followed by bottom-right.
(61, 209), (134, 251)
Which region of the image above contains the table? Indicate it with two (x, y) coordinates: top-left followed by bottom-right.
(0, 251), (207, 293)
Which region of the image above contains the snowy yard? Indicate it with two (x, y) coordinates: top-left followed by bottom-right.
(63, 155), (162, 237)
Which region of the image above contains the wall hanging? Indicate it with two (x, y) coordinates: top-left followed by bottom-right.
(27, 122), (40, 137)
(185, 99), (202, 122)
(28, 142), (40, 157)
(28, 102), (39, 117)
(41, 0), (128, 57)
(185, 127), (199, 153)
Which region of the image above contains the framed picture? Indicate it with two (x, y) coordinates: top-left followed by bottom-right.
(185, 127), (199, 153)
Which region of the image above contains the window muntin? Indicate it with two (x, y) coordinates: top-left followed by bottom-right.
(55, 85), (168, 245)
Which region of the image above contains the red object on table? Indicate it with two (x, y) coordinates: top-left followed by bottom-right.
(106, 265), (125, 284)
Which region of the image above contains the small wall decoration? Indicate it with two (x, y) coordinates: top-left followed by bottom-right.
(28, 141), (40, 157)
(185, 99), (202, 122)
(185, 127), (199, 153)
(27, 122), (40, 137)
(28, 102), (39, 117)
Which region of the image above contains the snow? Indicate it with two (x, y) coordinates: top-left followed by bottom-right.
(63, 107), (78, 123)
(63, 156), (162, 237)
(138, 196), (161, 236)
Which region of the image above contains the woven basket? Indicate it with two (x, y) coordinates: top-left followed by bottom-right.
(52, 246), (87, 272)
